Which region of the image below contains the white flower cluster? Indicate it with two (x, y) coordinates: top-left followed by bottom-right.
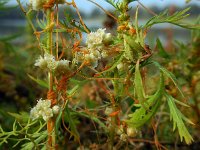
(29, 0), (65, 11)
(30, 99), (60, 121)
(84, 28), (112, 67)
(34, 53), (70, 73)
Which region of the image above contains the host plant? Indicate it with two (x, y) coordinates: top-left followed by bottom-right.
(0, 0), (199, 149)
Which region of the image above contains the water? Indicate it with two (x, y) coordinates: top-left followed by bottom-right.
(0, 18), (191, 45)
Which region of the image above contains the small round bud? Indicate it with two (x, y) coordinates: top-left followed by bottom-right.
(104, 33), (112, 43)
(104, 107), (113, 116)
(117, 63), (124, 70)
(126, 127), (138, 137)
(52, 105), (60, 115)
(116, 125), (124, 135)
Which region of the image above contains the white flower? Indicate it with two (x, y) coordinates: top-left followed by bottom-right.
(86, 28), (106, 48)
(47, 60), (58, 71)
(42, 107), (53, 121)
(85, 28), (112, 65)
(34, 53), (58, 71)
(34, 56), (47, 69)
(30, 107), (40, 119)
(57, 59), (70, 69)
(30, 99), (53, 121)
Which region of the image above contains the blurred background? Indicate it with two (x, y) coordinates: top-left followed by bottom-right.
(1, 0), (200, 43)
(0, 0), (200, 149)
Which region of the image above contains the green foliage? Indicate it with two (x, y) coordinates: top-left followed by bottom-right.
(152, 61), (184, 97)
(104, 0), (122, 11)
(156, 38), (170, 59)
(99, 52), (124, 74)
(144, 8), (200, 29)
(165, 93), (193, 144)
(64, 106), (80, 141)
(1, 0), (198, 149)
(126, 73), (164, 128)
(134, 60), (146, 102)
(0, 117), (47, 149)
(28, 74), (49, 89)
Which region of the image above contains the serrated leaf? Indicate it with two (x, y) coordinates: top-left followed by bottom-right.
(127, 73), (164, 128)
(144, 8), (191, 29)
(165, 93), (193, 144)
(152, 61), (184, 97)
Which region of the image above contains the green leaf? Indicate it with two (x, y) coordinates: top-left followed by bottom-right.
(165, 93), (193, 144)
(67, 85), (80, 95)
(104, 0), (121, 11)
(7, 112), (29, 123)
(64, 106), (80, 141)
(173, 99), (190, 108)
(28, 74), (49, 89)
(127, 73), (164, 128)
(55, 110), (62, 135)
(156, 38), (170, 59)
(134, 60), (146, 102)
(36, 19), (47, 30)
(143, 8), (200, 29)
(21, 131), (47, 150)
(152, 61), (184, 97)
(75, 111), (107, 131)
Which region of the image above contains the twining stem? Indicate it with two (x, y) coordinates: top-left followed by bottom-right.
(46, 8), (56, 150)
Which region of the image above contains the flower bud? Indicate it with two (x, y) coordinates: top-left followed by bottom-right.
(104, 107), (113, 116)
(116, 125), (124, 135)
(103, 33), (112, 43)
(117, 63), (124, 71)
(52, 105), (60, 114)
(126, 127), (138, 137)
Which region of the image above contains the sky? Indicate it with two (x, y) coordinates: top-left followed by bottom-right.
(7, 0), (200, 12)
